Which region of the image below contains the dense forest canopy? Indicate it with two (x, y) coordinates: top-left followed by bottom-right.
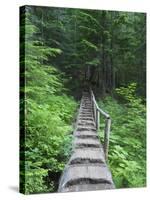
(20, 6), (146, 194)
(22, 6), (146, 97)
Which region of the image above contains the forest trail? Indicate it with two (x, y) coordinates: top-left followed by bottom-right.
(58, 91), (115, 192)
(20, 7), (146, 193)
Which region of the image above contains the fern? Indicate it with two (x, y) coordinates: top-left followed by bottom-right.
(98, 83), (146, 188)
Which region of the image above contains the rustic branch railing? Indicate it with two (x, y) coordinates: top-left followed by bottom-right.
(90, 89), (111, 161)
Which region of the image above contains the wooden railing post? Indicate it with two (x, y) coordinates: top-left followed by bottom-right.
(90, 88), (111, 161)
(99, 111), (100, 133)
(104, 118), (111, 161)
(94, 104), (96, 122)
(96, 109), (99, 131)
(92, 97), (96, 123)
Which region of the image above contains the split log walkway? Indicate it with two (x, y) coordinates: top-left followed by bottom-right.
(58, 90), (115, 192)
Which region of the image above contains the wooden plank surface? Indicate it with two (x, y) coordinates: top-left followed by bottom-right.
(58, 91), (114, 192)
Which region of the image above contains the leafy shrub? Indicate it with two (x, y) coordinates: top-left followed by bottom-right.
(98, 83), (146, 188)
(20, 11), (78, 194)
(22, 95), (77, 194)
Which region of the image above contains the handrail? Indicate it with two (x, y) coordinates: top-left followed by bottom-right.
(90, 89), (111, 161)
(91, 90), (110, 119)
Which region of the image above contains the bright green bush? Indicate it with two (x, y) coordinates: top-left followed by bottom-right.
(20, 11), (78, 194)
(23, 95), (77, 194)
(98, 83), (146, 188)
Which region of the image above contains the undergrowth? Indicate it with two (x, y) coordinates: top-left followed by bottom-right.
(98, 83), (146, 188)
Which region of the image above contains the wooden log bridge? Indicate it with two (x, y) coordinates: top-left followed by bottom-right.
(58, 90), (115, 192)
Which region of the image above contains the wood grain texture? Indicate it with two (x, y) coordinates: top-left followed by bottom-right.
(58, 91), (114, 192)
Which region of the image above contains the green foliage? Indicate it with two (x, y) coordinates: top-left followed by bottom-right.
(23, 95), (77, 194)
(98, 83), (146, 188)
(20, 6), (146, 193)
(82, 39), (98, 51)
(20, 8), (78, 194)
(115, 83), (137, 103)
(78, 11), (99, 26)
(86, 58), (100, 66)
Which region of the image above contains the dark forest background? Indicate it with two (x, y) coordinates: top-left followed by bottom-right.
(20, 6), (146, 194)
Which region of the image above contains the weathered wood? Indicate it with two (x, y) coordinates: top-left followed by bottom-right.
(96, 109), (100, 130)
(74, 130), (97, 137)
(58, 91), (114, 192)
(69, 148), (105, 165)
(59, 165), (114, 190)
(90, 89), (111, 160)
(91, 90), (110, 119)
(74, 138), (101, 149)
(60, 183), (115, 192)
(104, 118), (111, 160)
